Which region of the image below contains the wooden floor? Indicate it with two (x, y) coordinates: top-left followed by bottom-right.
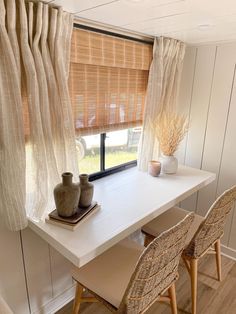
(57, 232), (236, 314)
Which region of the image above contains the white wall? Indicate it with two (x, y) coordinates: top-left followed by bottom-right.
(0, 222), (29, 314)
(176, 42), (236, 258)
(0, 223), (75, 313)
(1, 40), (236, 314)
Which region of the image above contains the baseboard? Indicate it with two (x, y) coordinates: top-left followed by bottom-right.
(221, 244), (236, 261)
(33, 284), (76, 314)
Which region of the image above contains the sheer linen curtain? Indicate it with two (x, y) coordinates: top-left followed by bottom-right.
(0, 0), (78, 231)
(0, 0), (27, 231)
(138, 37), (185, 171)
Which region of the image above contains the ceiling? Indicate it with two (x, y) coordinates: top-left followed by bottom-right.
(47, 0), (236, 45)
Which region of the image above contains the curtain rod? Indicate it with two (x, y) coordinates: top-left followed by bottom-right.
(74, 16), (154, 44)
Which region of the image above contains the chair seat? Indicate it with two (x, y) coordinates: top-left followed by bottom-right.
(72, 238), (144, 308)
(142, 207), (204, 245)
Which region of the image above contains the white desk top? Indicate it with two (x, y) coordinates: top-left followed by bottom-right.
(28, 165), (215, 267)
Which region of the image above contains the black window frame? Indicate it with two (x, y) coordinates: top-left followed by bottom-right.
(88, 132), (137, 182)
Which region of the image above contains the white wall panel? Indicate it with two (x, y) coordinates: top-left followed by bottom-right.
(181, 45), (216, 212)
(0, 224), (75, 314)
(21, 228), (52, 313)
(178, 41), (236, 256)
(0, 223), (29, 314)
(49, 246), (74, 297)
(197, 43), (236, 217)
(216, 67), (236, 247)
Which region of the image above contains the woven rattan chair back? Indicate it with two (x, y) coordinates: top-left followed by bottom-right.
(184, 185), (236, 259)
(117, 212), (194, 314)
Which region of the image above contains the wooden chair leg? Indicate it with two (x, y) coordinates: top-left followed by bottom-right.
(168, 283), (178, 314)
(73, 283), (83, 314)
(215, 239), (222, 281)
(190, 259), (198, 314)
(182, 256), (191, 276)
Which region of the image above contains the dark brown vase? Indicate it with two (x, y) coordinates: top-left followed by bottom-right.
(79, 174), (94, 208)
(54, 172), (80, 217)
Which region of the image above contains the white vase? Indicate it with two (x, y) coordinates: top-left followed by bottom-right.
(160, 155), (178, 174)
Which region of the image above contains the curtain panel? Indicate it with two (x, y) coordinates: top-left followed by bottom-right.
(69, 28), (153, 136)
(138, 37), (185, 171)
(0, 0), (27, 231)
(0, 0), (78, 231)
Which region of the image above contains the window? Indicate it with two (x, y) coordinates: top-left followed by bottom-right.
(76, 127), (142, 178)
(69, 26), (152, 178)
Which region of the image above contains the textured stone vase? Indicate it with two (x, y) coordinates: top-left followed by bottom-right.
(160, 155), (178, 174)
(79, 174), (94, 208)
(54, 172), (80, 217)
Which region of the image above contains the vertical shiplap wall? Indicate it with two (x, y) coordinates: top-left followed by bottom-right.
(21, 228), (74, 313)
(0, 223), (74, 313)
(177, 42), (236, 253)
(0, 223), (29, 314)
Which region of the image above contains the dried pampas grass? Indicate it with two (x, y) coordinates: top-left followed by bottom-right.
(154, 111), (189, 156)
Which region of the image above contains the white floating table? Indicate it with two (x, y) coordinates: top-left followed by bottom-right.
(28, 165), (215, 267)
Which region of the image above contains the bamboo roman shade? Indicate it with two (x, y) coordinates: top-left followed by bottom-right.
(69, 28), (152, 135)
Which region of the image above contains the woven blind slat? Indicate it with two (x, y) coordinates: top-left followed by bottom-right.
(71, 28), (152, 70)
(69, 28), (152, 136)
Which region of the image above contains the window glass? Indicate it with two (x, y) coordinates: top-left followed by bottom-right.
(105, 127), (142, 169)
(76, 134), (100, 174)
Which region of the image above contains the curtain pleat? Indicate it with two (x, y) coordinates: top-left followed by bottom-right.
(138, 37), (185, 171)
(22, 1), (78, 220)
(0, 0), (27, 230)
(41, 5), (66, 174)
(6, 0), (21, 76)
(0, 0), (78, 229)
(19, 0), (49, 218)
(53, 8), (78, 179)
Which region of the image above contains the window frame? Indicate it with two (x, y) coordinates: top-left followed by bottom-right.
(88, 132), (137, 182)
(72, 23), (151, 180)
(73, 23), (151, 45)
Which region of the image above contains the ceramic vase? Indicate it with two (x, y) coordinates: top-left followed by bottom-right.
(54, 172), (80, 217)
(160, 155), (178, 174)
(79, 174), (94, 208)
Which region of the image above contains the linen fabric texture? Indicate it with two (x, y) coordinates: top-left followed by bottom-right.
(0, 0), (78, 231)
(138, 37), (185, 171)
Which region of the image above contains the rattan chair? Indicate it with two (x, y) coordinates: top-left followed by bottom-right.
(72, 212), (194, 314)
(142, 185), (236, 314)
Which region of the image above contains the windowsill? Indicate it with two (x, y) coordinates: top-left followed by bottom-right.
(89, 160), (137, 181)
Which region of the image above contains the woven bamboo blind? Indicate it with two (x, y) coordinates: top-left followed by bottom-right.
(69, 28), (152, 135)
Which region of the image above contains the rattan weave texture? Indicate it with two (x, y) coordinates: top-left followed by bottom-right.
(117, 212), (194, 313)
(184, 185), (236, 259)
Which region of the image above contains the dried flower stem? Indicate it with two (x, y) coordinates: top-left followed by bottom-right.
(154, 111), (189, 156)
